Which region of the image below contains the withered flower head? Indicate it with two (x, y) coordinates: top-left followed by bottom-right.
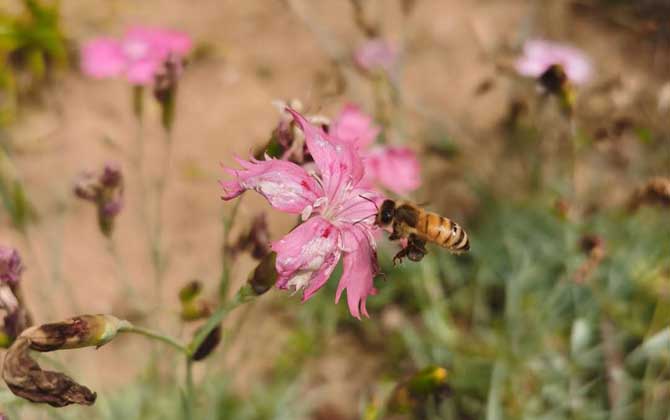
(74, 163), (124, 237)
(257, 100), (328, 164)
(2, 315), (129, 407)
(575, 234), (606, 284)
(0, 246), (23, 286)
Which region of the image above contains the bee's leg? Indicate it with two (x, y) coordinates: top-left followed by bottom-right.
(407, 235), (427, 262)
(392, 247), (409, 266)
(388, 222), (403, 241)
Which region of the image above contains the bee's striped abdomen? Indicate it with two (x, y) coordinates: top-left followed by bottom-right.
(419, 212), (470, 253)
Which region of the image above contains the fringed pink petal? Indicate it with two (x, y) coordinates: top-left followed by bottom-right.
(220, 157), (321, 214)
(286, 108), (364, 199)
(336, 226), (379, 319)
(271, 217), (341, 297)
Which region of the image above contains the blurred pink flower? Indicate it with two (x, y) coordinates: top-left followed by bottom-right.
(365, 146), (421, 195)
(331, 105), (421, 195)
(0, 246), (23, 286)
(331, 104), (380, 149)
(221, 109), (382, 318)
(515, 39), (592, 85)
(81, 26), (192, 85)
(354, 39), (398, 76)
(74, 163), (124, 236)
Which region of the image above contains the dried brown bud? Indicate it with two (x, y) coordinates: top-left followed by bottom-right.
(191, 324), (221, 361)
(26, 315), (128, 352)
(2, 338), (96, 407)
(1, 315), (129, 407)
(575, 234), (606, 284)
(247, 252), (277, 296)
(628, 177), (670, 211)
(580, 234), (605, 257)
(231, 214), (271, 259)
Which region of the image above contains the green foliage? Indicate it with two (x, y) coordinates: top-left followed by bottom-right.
(0, 0), (67, 124)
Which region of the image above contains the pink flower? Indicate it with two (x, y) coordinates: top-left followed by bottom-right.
(0, 246), (23, 286)
(81, 26), (192, 85)
(354, 39), (398, 76)
(331, 105), (421, 195)
(330, 104), (380, 149)
(515, 40), (592, 85)
(365, 146), (421, 195)
(221, 109), (381, 318)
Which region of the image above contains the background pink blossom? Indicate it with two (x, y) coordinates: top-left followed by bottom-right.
(515, 39), (592, 85)
(81, 26), (192, 85)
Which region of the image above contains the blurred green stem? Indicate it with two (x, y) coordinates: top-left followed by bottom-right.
(188, 284), (255, 357)
(151, 127), (174, 305)
(219, 197), (243, 298)
(120, 323), (188, 355)
(105, 236), (138, 301)
(185, 358), (195, 419)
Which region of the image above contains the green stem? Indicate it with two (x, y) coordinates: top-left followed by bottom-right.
(219, 197), (243, 298)
(152, 128), (174, 304)
(120, 324), (189, 355)
(185, 358), (195, 419)
(188, 285), (255, 357)
(106, 236), (137, 299)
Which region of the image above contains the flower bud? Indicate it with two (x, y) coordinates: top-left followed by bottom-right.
(25, 314), (129, 352)
(388, 366), (450, 414)
(538, 64), (575, 115)
(178, 281), (212, 321)
(74, 163), (124, 237)
(153, 56), (183, 133)
(247, 252), (277, 296)
(179, 280), (202, 303)
(191, 324), (221, 361)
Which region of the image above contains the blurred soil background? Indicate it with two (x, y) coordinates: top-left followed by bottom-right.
(0, 0), (669, 419)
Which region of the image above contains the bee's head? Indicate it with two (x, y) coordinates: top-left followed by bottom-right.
(377, 200), (396, 227)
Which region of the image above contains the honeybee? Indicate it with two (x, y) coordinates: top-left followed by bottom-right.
(375, 199), (470, 264)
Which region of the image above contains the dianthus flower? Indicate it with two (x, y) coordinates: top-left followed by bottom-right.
(515, 39), (592, 85)
(0, 246), (23, 286)
(354, 38), (398, 77)
(221, 109), (381, 318)
(331, 105), (421, 195)
(81, 26), (192, 85)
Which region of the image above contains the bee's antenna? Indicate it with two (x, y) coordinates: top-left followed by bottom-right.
(352, 213), (376, 225)
(359, 194), (379, 211)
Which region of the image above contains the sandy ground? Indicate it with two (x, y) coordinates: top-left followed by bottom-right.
(1, 0), (664, 418)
